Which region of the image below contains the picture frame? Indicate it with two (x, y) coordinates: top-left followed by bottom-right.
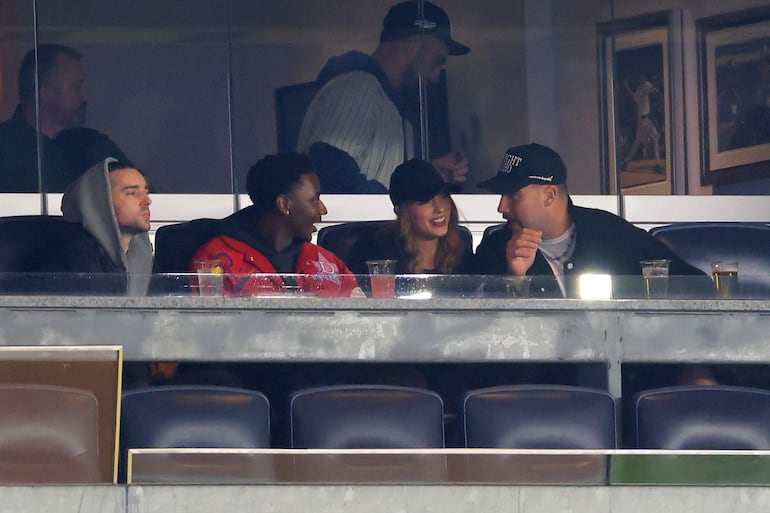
(598, 11), (682, 194)
(697, 7), (770, 185)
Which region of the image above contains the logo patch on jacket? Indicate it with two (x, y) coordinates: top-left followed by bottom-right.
(310, 253), (342, 286)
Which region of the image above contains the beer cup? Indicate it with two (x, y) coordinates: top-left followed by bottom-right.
(640, 259), (670, 298)
(711, 261), (738, 299)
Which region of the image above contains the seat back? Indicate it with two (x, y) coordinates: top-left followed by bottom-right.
(635, 385), (770, 450)
(0, 384), (100, 483)
(120, 385), (271, 481)
(481, 223), (507, 241)
(0, 215), (82, 293)
(290, 385), (445, 449)
(151, 218), (222, 294)
(0, 215), (80, 273)
(317, 221), (391, 266)
(649, 222), (770, 297)
(463, 385), (617, 449)
(153, 218), (222, 274)
(317, 220), (474, 268)
(274, 81), (320, 152)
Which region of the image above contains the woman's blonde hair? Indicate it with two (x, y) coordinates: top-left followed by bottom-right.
(396, 194), (463, 273)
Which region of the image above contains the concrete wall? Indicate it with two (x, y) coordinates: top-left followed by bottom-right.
(3, 485), (770, 513)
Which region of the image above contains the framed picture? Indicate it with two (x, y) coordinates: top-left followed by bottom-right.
(697, 7), (770, 185)
(598, 12), (681, 194)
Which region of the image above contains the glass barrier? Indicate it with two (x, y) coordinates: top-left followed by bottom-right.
(128, 448), (611, 485)
(127, 448), (770, 486)
(2, 0), (769, 204)
(35, 0), (234, 194)
(0, 0), (620, 199)
(1, 272), (769, 299)
(129, 449), (770, 485)
(0, 1), (38, 193)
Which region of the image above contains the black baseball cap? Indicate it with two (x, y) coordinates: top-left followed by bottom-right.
(477, 143), (567, 194)
(389, 158), (448, 206)
(381, 1), (470, 56)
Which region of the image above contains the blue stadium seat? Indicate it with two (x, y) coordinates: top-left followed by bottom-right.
(463, 385), (617, 448)
(0, 215), (79, 273)
(649, 222), (770, 297)
(0, 215), (83, 294)
(481, 222), (507, 240)
(635, 385), (770, 449)
(290, 385), (445, 448)
(151, 218), (222, 294)
(152, 218), (222, 274)
(120, 385), (270, 481)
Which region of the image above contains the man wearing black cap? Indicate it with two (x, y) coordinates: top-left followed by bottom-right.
(474, 143), (707, 297)
(297, 0), (470, 192)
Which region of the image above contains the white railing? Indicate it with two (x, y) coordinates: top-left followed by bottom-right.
(3, 194), (768, 249)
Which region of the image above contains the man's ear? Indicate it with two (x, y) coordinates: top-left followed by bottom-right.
(276, 195), (291, 216)
(543, 185), (558, 206)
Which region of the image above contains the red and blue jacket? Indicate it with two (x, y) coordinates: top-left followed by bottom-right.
(191, 235), (359, 297)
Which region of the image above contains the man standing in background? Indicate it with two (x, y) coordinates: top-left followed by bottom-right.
(0, 44), (129, 192)
(297, 0), (470, 192)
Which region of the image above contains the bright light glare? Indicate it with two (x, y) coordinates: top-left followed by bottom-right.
(398, 291), (433, 300)
(578, 274), (612, 300)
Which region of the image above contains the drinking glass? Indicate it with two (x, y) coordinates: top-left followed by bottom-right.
(640, 259), (670, 298)
(366, 260), (397, 298)
(711, 261), (738, 299)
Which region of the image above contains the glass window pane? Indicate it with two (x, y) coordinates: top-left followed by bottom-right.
(31, 0), (233, 194)
(0, 0), (40, 193)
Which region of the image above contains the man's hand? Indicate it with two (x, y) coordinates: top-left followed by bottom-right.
(506, 226), (542, 276)
(432, 152), (469, 184)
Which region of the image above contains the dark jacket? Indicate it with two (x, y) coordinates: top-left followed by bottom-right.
(315, 51), (405, 114)
(41, 226), (127, 294)
(348, 221), (475, 297)
(474, 200), (712, 298)
(307, 142), (388, 194)
(40, 159), (153, 295)
(0, 105), (129, 192)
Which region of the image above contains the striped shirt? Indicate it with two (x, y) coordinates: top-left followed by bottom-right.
(297, 71), (413, 187)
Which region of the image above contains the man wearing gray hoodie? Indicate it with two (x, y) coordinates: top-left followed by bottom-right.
(43, 158), (153, 295)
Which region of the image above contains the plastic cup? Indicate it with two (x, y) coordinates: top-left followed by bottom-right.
(503, 275), (532, 298)
(711, 261), (738, 299)
(193, 260), (224, 296)
(366, 260), (397, 298)
(640, 259), (670, 298)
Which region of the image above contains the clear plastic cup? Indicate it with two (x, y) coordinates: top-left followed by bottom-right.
(366, 259), (397, 298)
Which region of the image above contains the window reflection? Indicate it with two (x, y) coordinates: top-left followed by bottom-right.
(1, 0), (769, 199)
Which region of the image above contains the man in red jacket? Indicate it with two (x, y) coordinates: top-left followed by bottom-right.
(191, 152), (362, 297)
